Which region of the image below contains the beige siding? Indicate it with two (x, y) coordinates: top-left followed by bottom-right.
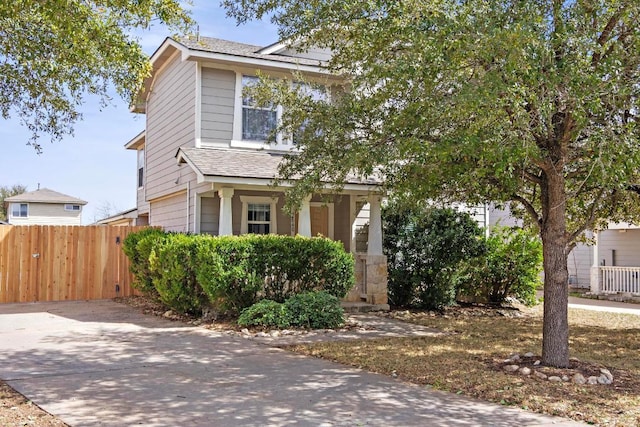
(9, 203), (82, 226)
(200, 195), (219, 235)
(200, 68), (235, 146)
(146, 54), (196, 201)
(598, 229), (640, 267)
(280, 47), (332, 62)
(137, 187), (149, 215)
(568, 242), (593, 287)
(150, 192), (187, 232)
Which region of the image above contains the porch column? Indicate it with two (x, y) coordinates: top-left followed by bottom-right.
(368, 195), (383, 255)
(590, 231), (600, 293)
(218, 187), (234, 236)
(298, 195), (312, 237)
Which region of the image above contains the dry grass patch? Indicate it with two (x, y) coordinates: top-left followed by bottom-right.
(286, 305), (640, 426)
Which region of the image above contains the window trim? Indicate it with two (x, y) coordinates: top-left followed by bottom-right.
(231, 73), (327, 150)
(64, 204), (82, 212)
(137, 148), (145, 189)
(240, 196), (278, 235)
(10, 203), (28, 218)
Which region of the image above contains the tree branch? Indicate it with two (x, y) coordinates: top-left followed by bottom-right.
(511, 194), (542, 228)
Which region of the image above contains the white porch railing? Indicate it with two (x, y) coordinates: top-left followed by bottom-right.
(600, 267), (640, 295)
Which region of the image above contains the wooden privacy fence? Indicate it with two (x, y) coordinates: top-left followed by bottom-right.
(0, 225), (148, 303)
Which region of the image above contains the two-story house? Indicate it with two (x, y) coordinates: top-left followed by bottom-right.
(123, 36), (388, 306)
(4, 188), (87, 225)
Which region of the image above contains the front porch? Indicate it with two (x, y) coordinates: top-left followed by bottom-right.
(589, 226), (640, 297)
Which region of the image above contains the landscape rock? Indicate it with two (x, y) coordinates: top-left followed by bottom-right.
(163, 310), (173, 318)
(597, 375), (612, 385)
(534, 371), (548, 380)
(587, 376), (599, 385)
(523, 352), (535, 358)
(548, 376), (562, 382)
(533, 360), (541, 366)
(600, 368), (613, 382)
(241, 328), (250, 335)
(572, 373), (586, 385)
(270, 330), (281, 338)
(503, 364), (520, 373)
(509, 354), (521, 362)
(519, 367), (531, 376)
(256, 332), (269, 337)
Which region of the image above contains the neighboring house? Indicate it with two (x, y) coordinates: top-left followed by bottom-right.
(124, 36), (387, 306)
(489, 205), (640, 296)
(95, 208), (140, 226)
(4, 188), (87, 225)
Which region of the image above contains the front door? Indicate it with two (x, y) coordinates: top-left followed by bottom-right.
(310, 205), (329, 237)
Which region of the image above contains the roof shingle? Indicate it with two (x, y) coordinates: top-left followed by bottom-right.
(5, 188), (87, 205)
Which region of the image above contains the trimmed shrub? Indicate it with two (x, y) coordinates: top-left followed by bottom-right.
(148, 233), (208, 315)
(196, 236), (263, 315)
(383, 204), (486, 310)
(284, 291), (345, 329)
(122, 227), (166, 295)
(122, 231), (355, 316)
(237, 300), (290, 328)
(249, 235), (355, 302)
(457, 227), (542, 306)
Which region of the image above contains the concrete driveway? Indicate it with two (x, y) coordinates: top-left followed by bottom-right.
(0, 300), (582, 426)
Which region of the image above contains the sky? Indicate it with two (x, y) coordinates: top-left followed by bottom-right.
(0, 1), (279, 224)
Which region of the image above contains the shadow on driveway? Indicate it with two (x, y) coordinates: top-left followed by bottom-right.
(0, 300), (583, 426)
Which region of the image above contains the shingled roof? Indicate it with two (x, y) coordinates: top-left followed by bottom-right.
(177, 36), (324, 67)
(177, 147), (381, 186)
(5, 188), (87, 205)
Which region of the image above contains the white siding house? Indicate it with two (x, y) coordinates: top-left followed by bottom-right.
(4, 188), (87, 225)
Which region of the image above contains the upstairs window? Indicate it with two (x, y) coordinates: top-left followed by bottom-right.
(242, 76), (277, 141)
(11, 203), (28, 218)
(137, 149), (144, 188)
(293, 82), (328, 145)
(64, 204), (81, 212)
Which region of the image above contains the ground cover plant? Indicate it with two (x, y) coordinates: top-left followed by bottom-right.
(287, 305), (640, 426)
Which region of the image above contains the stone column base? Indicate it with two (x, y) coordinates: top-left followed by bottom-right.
(344, 254), (388, 306)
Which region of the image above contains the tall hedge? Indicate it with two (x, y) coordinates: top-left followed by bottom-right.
(148, 234), (209, 315)
(122, 227), (166, 296)
(123, 231), (355, 315)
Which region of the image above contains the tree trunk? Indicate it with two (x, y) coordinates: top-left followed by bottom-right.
(541, 233), (570, 367)
(540, 169), (570, 368)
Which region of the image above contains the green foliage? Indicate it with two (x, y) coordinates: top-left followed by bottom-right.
(148, 233), (208, 315)
(238, 291), (345, 329)
(196, 236), (262, 314)
(284, 291), (345, 329)
(0, 1), (192, 151)
(237, 299), (290, 328)
(0, 184), (27, 220)
(458, 227), (543, 306)
(249, 234), (355, 302)
(122, 230), (355, 316)
(383, 204), (486, 310)
(122, 227), (166, 296)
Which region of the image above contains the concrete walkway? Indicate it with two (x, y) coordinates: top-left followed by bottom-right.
(0, 300), (583, 426)
(568, 296), (640, 315)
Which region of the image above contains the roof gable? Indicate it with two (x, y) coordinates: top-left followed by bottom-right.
(5, 188), (87, 205)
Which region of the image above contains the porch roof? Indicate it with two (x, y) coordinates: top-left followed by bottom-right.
(176, 147), (382, 187)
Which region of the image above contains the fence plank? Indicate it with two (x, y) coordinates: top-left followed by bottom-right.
(0, 225), (147, 303)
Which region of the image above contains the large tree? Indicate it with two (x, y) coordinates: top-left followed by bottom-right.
(0, 0), (192, 152)
(224, 0), (640, 367)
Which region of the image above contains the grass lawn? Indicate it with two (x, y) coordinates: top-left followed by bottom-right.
(286, 304), (640, 426)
